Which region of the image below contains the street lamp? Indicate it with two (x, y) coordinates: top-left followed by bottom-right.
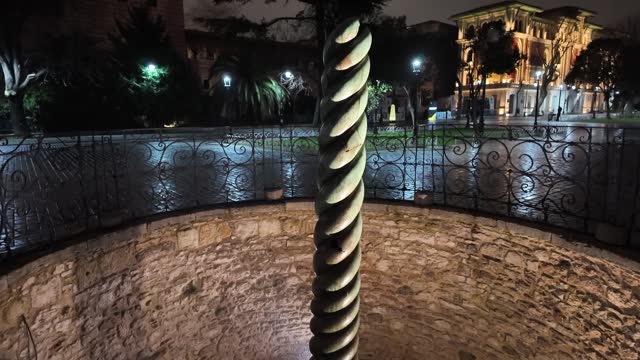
(146, 63), (157, 73)
(557, 83), (565, 121)
(534, 70), (542, 127)
(223, 74), (232, 88)
(412, 59), (423, 74)
(565, 85), (571, 116)
(411, 58), (424, 133)
(284, 70), (294, 79)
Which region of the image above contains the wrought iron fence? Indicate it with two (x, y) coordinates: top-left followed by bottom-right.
(1, 124), (639, 259)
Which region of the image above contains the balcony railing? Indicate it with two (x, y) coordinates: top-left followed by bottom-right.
(1, 124), (639, 260)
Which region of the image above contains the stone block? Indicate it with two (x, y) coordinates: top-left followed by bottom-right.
(30, 277), (62, 309)
(99, 245), (136, 276)
(90, 224), (147, 250)
(283, 218), (301, 235)
(232, 220), (259, 240)
(0, 298), (29, 331)
(504, 251), (525, 268)
(194, 208), (230, 221)
(474, 216), (498, 227)
(259, 218), (283, 237)
(148, 214), (196, 232)
(75, 257), (102, 292)
(505, 222), (551, 241)
(428, 208), (452, 220)
(0, 276), (7, 292)
(199, 222), (233, 247)
(177, 228), (199, 249)
(362, 202), (389, 213)
(230, 204), (284, 216)
(285, 200), (315, 212)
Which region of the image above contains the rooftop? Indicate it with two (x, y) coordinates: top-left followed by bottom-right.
(450, 1), (543, 20)
(537, 6), (598, 21)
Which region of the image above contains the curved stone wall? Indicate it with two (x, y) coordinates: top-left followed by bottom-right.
(1, 202), (639, 360)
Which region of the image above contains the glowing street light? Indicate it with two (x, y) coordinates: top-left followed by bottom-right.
(534, 70), (543, 127)
(412, 59), (422, 74)
(146, 63), (157, 73)
(284, 70), (294, 79)
(223, 74), (232, 88)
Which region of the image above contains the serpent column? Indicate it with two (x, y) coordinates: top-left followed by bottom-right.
(309, 18), (371, 360)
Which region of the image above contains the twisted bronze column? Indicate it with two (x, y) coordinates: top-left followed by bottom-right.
(310, 19), (371, 360)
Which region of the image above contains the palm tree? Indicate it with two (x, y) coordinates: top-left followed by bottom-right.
(209, 55), (288, 125)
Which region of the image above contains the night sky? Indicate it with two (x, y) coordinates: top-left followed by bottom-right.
(185, 0), (640, 28)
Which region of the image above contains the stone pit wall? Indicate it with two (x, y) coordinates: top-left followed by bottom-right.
(1, 202), (639, 360)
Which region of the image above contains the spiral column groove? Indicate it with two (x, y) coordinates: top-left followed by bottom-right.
(309, 18), (371, 360)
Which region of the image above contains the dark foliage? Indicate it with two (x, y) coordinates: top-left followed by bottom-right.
(566, 38), (624, 118)
(208, 55), (288, 125)
(463, 20), (524, 130)
(110, 6), (200, 127)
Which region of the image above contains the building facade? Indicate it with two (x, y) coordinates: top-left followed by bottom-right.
(451, 1), (604, 117)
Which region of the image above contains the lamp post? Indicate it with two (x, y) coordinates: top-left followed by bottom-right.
(412, 58), (423, 131)
(557, 84), (564, 121)
(565, 86), (571, 116)
(534, 70), (542, 127)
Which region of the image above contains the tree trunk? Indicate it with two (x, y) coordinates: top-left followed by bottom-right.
(8, 93), (28, 136)
(312, 98), (321, 127)
(537, 86), (548, 114)
(605, 92), (611, 119)
(591, 92), (597, 119)
(403, 86), (416, 130)
(479, 75), (487, 133)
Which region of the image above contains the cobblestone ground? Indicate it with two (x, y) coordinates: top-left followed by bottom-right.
(1, 126), (638, 255)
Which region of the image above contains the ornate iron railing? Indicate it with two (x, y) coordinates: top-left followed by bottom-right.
(1, 124), (639, 259)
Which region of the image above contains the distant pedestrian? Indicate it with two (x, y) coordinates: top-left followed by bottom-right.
(556, 106), (562, 121)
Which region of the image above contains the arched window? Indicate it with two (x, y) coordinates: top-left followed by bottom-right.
(515, 20), (522, 33)
(465, 49), (474, 63)
(465, 25), (476, 39)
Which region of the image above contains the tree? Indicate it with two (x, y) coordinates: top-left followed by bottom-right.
(463, 21), (524, 131)
(207, 0), (389, 42)
(366, 80), (392, 123)
(565, 38), (624, 119)
(111, 6), (200, 127)
(0, 1), (59, 134)
(369, 16), (458, 130)
(619, 43), (640, 113)
(202, 0), (390, 125)
(209, 55), (288, 124)
(617, 15), (640, 113)
(531, 21), (579, 113)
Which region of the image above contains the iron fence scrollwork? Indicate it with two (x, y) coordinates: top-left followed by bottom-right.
(1, 124), (639, 259)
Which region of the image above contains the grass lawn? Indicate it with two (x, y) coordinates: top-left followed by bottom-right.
(564, 115), (640, 126)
